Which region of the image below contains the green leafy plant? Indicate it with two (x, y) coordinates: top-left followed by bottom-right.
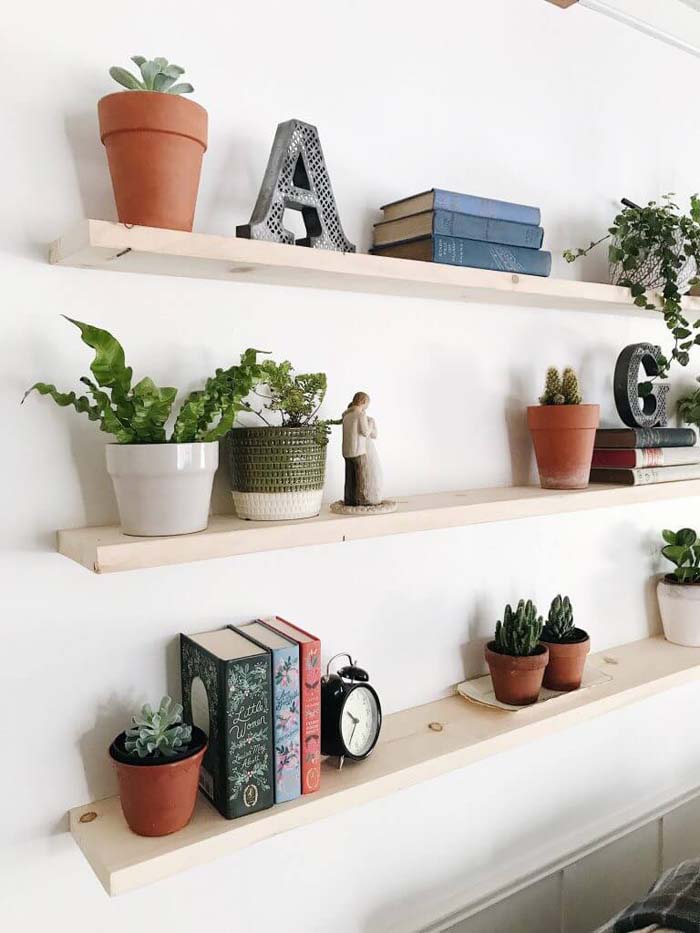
(543, 594), (577, 642)
(677, 378), (700, 429)
(125, 696), (192, 759)
(109, 56), (194, 95)
(22, 317), (265, 443)
(661, 528), (700, 583)
(244, 359), (337, 444)
(539, 366), (582, 405)
(564, 195), (700, 388)
(494, 599), (544, 657)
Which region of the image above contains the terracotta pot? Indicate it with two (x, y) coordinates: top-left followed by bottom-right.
(485, 642), (549, 706)
(527, 404), (600, 490)
(540, 630), (590, 691)
(109, 727), (207, 836)
(98, 91), (208, 231)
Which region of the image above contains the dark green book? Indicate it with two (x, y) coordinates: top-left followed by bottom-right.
(181, 628), (274, 820)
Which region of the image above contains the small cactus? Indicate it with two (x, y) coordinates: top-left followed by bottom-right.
(494, 599), (544, 656)
(124, 696), (192, 759)
(543, 594), (576, 641)
(539, 366), (583, 405)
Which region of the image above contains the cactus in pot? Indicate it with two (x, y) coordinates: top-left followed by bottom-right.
(109, 696), (207, 837)
(485, 599), (548, 705)
(540, 595), (590, 691)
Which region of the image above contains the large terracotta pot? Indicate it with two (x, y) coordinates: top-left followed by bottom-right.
(527, 404), (600, 490)
(98, 91), (208, 231)
(540, 630), (590, 691)
(110, 727), (207, 836)
(485, 642), (549, 706)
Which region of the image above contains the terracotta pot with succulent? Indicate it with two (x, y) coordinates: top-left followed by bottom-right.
(540, 595), (590, 691)
(23, 317), (264, 536)
(565, 195), (700, 393)
(485, 599), (549, 706)
(99, 56), (207, 231)
(657, 527), (700, 647)
(229, 360), (336, 521)
(110, 696), (206, 837)
(527, 366), (599, 489)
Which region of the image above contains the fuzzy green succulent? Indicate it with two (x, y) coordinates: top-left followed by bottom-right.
(125, 696), (192, 759)
(543, 594), (576, 642)
(494, 599), (544, 657)
(109, 56), (194, 95)
(539, 366), (582, 405)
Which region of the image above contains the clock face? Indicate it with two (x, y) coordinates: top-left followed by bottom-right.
(340, 686), (380, 758)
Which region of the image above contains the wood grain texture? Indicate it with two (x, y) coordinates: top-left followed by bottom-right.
(545, 0), (579, 8)
(57, 482), (700, 574)
(48, 220), (700, 318)
(69, 637), (700, 896)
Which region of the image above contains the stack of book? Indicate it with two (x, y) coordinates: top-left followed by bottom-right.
(370, 188), (551, 277)
(589, 426), (700, 485)
(181, 616), (321, 821)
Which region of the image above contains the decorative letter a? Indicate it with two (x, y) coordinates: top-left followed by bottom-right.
(237, 119), (355, 253)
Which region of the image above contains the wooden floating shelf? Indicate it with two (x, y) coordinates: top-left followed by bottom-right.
(58, 482), (700, 574)
(49, 219), (700, 315)
(70, 637), (700, 896)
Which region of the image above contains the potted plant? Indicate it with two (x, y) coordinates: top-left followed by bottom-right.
(657, 527), (700, 647)
(539, 595), (590, 691)
(229, 360), (334, 521)
(99, 56), (207, 231)
(564, 195), (700, 391)
(485, 599), (548, 706)
(677, 378), (700, 431)
(109, 696), (206, 837)
(527, 366), (600, 489)
(23, 317), (263, 536)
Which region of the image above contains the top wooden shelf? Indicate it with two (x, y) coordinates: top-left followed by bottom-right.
(50, 220), (700, 315)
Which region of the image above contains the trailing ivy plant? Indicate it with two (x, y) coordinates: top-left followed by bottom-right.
(244, 359), (338, 444)
(22, 317), (265, 443)
(109, 56), (194, 95)
(677, 377), (700, 429)
(661, 528), (700, 584)
(564, 195), (700, 389)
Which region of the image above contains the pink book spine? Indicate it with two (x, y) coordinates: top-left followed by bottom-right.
(299, 639), (321, 794)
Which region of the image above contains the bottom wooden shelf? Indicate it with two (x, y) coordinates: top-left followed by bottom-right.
(70, 637), (700, 896)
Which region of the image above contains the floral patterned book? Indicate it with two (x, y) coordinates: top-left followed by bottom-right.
(232, 621), (302, 804)
(180, 628), (274, 820)
(261, 617), (321, 795)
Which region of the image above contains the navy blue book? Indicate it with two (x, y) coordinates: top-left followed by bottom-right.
(373, 209), (543, 250)
(371, 234), (552, 277)
(381, 189), (541, 226)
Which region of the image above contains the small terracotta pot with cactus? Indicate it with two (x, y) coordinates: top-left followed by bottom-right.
(527, 366), (600, 490)
(485, 599), (549, 705)
(539, 594), (590, 691)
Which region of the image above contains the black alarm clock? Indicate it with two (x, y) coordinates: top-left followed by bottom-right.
(321, 653), (382, 770)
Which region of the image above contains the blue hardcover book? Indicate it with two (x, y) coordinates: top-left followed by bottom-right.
(232, 621), (301, 804)
(371, 235), (552, 277)
(381, 189), (540, 226)
(373, 209), (544, 250)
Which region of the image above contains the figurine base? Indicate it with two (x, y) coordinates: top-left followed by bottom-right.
(330, 500), (398, 515)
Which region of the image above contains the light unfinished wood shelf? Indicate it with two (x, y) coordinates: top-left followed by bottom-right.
(70, 636), (700, 896)
(49, 219), (700, 315)
(58, 481), (700, 574)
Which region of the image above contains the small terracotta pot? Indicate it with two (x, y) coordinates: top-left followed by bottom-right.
(527, 404), (600, 490)
(98, 91), (208, 231)
(485, 642), (549, 706)
(540, 630), (590, 691)
(110, 727), (207, 836)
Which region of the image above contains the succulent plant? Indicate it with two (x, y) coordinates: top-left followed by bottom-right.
(543, 594), (576, 641)
(125, 696), (192, 759)
(494, 599), (544, 657)
(662, 528), (700, 583)
(109, 56), (194, 95)
(539, 366), (583, 405)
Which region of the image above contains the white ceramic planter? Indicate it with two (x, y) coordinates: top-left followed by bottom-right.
(657, 577), (700, 647)
(106, 443), (218, 537)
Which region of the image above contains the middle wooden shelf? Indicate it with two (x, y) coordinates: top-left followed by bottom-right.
(58, 480), (700, 574)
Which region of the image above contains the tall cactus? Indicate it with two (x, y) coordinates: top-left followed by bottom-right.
(539, 366), (583, 405)
(494, 599), (544, 656)
(544, 594), (575, 641)
(561, 368), (583, 405)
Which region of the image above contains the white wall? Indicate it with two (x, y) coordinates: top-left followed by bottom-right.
(4, 1), (700, 930)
